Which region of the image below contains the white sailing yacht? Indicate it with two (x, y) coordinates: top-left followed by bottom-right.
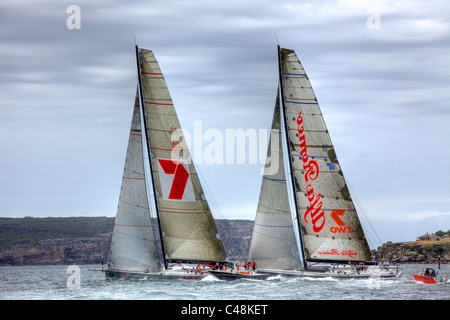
(248, 46), (402, 279)
(104, 47), (227, 280)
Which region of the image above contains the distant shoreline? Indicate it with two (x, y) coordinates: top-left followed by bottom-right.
(1, 217), (448, 266)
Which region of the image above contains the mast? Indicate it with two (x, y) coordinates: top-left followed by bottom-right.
(135, 45), (168, 269)
(277, 45), (307, 269)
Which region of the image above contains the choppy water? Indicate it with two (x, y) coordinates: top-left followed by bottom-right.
(0, 264), (448, 301)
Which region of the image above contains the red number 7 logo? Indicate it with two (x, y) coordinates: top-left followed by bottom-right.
(157, 159), (190, 200)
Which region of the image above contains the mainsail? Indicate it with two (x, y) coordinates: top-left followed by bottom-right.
(248, 93), (301, 270)
(107, 92), (162, 273)
(107, 47), (227, 276)
(137, 48), (227, 264)
(278, 46), (372, 263)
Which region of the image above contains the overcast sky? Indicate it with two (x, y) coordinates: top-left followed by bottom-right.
(1, 0), (449, 246)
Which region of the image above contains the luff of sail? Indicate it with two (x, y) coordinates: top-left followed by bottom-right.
(107, 92), (162, 273)
(279, 47), (372, 262)
(137, 48), (227, 262)
(248, 93), (301, 270)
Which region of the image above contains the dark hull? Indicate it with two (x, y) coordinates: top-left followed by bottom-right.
(209, 270), (270, 281)
(103, 268), (207, 280)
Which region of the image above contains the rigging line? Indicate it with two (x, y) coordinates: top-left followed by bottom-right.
(254, 223), (293, 228)
(252, 229), (295, 240)
(113, 229), (156, 242)
(123, 168), (145, 176)
(263, 176), (286, 182)
(196, 167), (230, 220)
(257, 202), (290, 214)
(119, 199), (149, 209)
(347, 180), (383, 247)
(195, 164), (242, 259)
(192, 160), (224, 218)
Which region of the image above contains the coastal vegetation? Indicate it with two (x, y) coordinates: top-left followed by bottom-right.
(373, 230), (450, 264)
(0, 217), (252, 265)
(0, 217), (448, 266)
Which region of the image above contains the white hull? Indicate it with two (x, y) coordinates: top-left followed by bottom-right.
(258, 265), (403, 279)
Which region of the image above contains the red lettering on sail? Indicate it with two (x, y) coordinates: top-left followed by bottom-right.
(330, 226), (353, 234)
(330, 209), (352, 233)
(303, 160), (319, 182)
(316, 249), (358, 259)
(296, 112), (352, 234)
(303, 193), (326, 233)
(297, 111), (326, 233)
(331, 209), (346, 226)
(157, 159), (189, 200)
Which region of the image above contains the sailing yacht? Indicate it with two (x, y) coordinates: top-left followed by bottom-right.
(248, 46), (402, 279)
(104, 47), (227, 280)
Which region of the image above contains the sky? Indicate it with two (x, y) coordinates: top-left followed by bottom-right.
(0, 0), (449, 247)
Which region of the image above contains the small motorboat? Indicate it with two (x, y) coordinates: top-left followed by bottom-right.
(412, 267), (447, 284)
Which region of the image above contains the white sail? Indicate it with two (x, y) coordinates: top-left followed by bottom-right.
(107, 92), (162, 273)
(248, 93), (301, 270)
(138, 48), (227, 262)
(279, 47), (372, 262)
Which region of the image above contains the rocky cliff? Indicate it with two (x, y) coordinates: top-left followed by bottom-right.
(1, 217), (448, 266)
(0, 217), (254, 266)
(373, 239), (450, 264)
(0, 233), (112, 266)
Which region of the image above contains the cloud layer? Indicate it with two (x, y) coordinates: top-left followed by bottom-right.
(1, 0), (449, 244)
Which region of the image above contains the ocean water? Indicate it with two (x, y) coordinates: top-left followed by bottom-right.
(0, 264), (448, 301)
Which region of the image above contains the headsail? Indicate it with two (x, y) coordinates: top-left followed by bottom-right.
(137, 48), (227, 263)
(107, 92), (162, 273)
(248, 92), (302, 270)
(278, 47), (372, 263)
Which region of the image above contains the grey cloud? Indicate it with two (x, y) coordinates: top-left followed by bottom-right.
(0, 0), (449, 244)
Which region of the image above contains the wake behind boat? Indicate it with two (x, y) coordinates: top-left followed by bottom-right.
(247, 46), (402, 280)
